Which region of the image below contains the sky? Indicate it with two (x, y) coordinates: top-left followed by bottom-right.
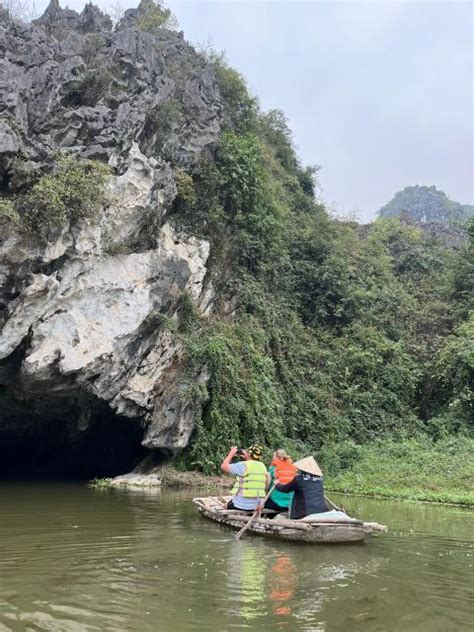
(29, 0), (473, 222)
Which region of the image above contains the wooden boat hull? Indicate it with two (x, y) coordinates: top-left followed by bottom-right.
(193, 497), (379, 544)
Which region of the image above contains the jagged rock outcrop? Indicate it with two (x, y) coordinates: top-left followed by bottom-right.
(0, 0), (221, 468)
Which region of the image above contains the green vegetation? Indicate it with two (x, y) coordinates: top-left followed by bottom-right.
(181, 319), (285, 473)
(137, 0), (178, 33)
(205, 50), (258, 133)
(0, 197), (20, 226)
(174, 169), (197, 206)
(168, 53), (473, 505)
(322, 437), (474, 505)
(81, 32), (107, 64)
(0, 156), (110, 237)
(141, 99), (184, 150)
(17, 156), (111, 233)
(64, 69), (112, 107)
(378, 184), (473, 224)
(451, 220), (474, 320)
(88, 477), (113, 488)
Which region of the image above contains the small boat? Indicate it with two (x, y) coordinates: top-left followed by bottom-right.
(193, 496), (387, 544)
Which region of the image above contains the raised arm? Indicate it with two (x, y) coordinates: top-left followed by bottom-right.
(220, 446), (238, 474)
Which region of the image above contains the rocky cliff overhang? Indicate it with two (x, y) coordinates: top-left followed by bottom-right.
(0, 0), (220, 475)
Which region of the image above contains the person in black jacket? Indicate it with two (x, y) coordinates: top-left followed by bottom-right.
(274, 456), (329, 519)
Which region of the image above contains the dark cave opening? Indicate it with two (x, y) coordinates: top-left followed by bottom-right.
(0, 400), (160, 480)
(0, 158), (12, 194)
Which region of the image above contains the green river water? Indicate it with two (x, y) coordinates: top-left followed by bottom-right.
(0, 483), (472, 631)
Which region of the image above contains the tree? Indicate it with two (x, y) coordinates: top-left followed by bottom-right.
(451, 219), (474, 320)
(137, 0), (178, 33)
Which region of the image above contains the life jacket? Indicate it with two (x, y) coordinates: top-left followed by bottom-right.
(272, 457), (296, 485)
(231, 460), (267, 498)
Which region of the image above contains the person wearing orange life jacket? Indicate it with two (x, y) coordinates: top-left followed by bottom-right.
(264, 449), (297, 513)
(220, 444), (270, 511)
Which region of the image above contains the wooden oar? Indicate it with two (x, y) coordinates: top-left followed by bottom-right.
(325, 495), (345, 513)
(234, 484), (276, 541)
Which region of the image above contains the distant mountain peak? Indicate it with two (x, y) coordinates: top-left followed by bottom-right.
(377, 185), (473, 225)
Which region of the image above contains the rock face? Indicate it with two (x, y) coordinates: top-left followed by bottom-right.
(0, 0), (221, 472)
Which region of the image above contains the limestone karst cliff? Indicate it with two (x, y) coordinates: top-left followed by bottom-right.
(0, 0), (219, 475)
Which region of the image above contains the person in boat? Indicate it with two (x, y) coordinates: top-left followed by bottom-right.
(274, 456), (328, 520)
(264, 449), (297, 513)
(220, 444), (270, 511)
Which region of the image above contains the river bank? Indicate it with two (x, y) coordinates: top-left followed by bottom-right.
(320, 437), (474, 507)
(90, 465), (231, 491)
(91, 437), (474, 507)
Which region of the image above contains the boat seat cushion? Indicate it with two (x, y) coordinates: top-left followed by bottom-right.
(301, 510), (361, 524)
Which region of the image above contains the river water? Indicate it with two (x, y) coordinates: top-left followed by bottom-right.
(0, 483), (472, 632)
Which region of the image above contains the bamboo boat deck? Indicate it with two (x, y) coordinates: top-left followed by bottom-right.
(193, 496), (387, 544)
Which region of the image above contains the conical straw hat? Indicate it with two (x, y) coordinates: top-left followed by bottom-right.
(293, 456), (322, 477)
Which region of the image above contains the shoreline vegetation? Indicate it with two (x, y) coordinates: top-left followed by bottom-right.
(320, 437), (473, 507)
(90, 437), (474, 507)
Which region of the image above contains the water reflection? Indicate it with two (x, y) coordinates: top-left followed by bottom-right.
(227, 545), (267, 621)
(270, 554), (296, 616)
(0, 483), (472, 632)
(224, 536), (388, 630)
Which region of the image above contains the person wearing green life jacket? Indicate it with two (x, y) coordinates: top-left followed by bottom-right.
(220, 444), (270, 511)
(264, 449), (296, 513)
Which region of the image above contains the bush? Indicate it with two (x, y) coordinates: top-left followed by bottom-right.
(81, 33), (106, 65)
(430, 314), (474, 433)
(318, 441), (363, 478)
(63, 70), (112, 107)
(324, 437), (474, 505)
(170, 157), (225, 239)
(137, 0), (178, 33)
(22, 156), (111, 232)
(217, 132), (285, 271)
(218, 132), (263, 215)
(0, 196), (20, 240)
(205, 50), (258, 133)
(181, 318), (285, 473)
(0, 197), (19, 225)
(174, 169), (196, 206)
(259, 109), (298, 172)
(451, 218), (474, 320)
(140, 99), (184, 149)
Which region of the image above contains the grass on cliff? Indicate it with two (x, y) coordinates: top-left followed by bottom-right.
(321, 437), (474, 506)
(1, 156), (111, 237)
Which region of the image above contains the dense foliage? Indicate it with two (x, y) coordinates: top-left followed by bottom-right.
(378, 184), (473, 224)
(169, 54), (473, 474)
(1, 156), (110, 235)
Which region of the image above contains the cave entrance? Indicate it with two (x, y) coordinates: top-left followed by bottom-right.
(0, 399), (163, 480)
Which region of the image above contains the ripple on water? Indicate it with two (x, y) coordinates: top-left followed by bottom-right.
(0, 484), (472, 632)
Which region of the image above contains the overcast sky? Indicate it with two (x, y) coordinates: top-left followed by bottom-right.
(31, 0), (473, 222)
